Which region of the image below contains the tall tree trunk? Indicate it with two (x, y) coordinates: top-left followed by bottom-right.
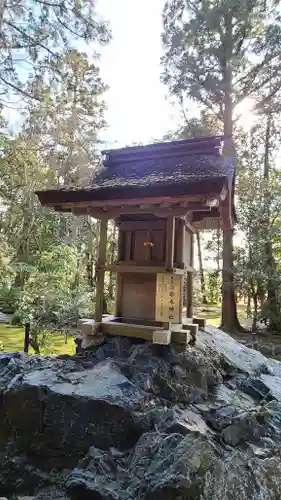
(108, 223), (117, 302)
(86, 218), (94, 290)
(252, 290), (258, 333)
(220, 13), (241, 332)
(196, 231), (207, 304)
(221, 230), (241, 331)
(246, 291), (251, 318)
(263, 112), (277, 329)
(215, 229), (221, 273)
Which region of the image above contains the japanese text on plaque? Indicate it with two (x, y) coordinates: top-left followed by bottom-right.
(155, 273), (181, 323)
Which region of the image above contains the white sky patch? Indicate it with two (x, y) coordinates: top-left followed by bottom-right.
(96, 0), (182, 148)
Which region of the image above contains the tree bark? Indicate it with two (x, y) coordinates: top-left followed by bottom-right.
(220, 12), (241, 332)
(263, 111), (278, 329)
(252, 290), (258, 333)
(108, 223), (117, 302)
(246, 292), (251, 318)
(221, 229), (241, 331)
(196, 231), (207, 304)
(216, 229), (221, 274)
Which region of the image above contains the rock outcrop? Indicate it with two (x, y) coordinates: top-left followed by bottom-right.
(1, 327), (281, 499)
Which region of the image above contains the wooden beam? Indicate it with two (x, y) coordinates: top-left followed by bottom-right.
(206, 198), (219, 207)
(193, 318), (207, 329)
(119, 220), (165, 231)
(153, 330), (172, 345)
(72, 202), (212, 219)
(101, 320), (193, 345)
(184, 220), (196, 233)
(59, 195), (197, 209)
(176, 218), (184, 266)
(24, 323), (30, 353)
(52, 192), (222, 210)
(95, 218), (108, 322)
(171, 329), (192, 345)
(220, 184), (228, 201)
(220, 191), (234, 230)
(77, 318), (101, 336)
(100, 321), (155, 341)
(165, 216), (175, 268)
(186, 232), (194, 318)
(115, 273), (123, 316)
(182, 322), (198, 341)
(102, 264), (188, 274)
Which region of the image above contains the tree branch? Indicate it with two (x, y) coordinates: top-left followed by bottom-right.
(0, 75), (41, 100)
(4, 19), (58, 59)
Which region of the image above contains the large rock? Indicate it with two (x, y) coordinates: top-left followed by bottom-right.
(1, 359), (155, 468)
(2, 327), (281, 499)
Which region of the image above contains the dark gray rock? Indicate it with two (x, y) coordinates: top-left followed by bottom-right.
(2, 360), (155, 468)
(200, 327), (269, 375)
(157, 406), (212, 436)
(2, 327), (281, 499)
(67, 432), (216, 500)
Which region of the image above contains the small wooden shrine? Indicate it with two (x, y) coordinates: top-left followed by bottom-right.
(37, 136), (236, 347)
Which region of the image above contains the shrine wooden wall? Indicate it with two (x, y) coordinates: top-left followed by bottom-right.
(117, 273), (156, 321)
(115, 215), (193, 322)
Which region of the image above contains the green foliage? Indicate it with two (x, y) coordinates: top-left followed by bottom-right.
(234, 117), (281, 330)
(0, 13), (110, 345)
(0, 285), (20, 314)
(206, 271), (220, 305)
(0, 0), (111, 102)
(15, 246), (92, 328)
(161, 0), (281, 117)
(162, 0), (281, 332)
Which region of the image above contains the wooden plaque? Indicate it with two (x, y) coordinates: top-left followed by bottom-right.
(155, 273), (181, 323)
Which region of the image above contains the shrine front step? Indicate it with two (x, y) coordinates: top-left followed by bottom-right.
(77, 316), (206, 347)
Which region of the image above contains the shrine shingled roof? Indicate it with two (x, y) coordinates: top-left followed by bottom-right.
(36, 135), (236, 204)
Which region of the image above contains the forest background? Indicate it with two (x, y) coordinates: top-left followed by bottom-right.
(1, 0), (281, 352)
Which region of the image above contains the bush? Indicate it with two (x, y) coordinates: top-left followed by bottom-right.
(14, 245), (93, 330)
(0, 285), (20, 314)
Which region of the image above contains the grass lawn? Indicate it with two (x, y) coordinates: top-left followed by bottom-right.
(193, 303), (248, 326)
(0, 303), (249, 356)
(0, 324), (76, 356)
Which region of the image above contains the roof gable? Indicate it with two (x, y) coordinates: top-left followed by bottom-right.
(36, 135), (236, 210)
(92, 135), (235, 194)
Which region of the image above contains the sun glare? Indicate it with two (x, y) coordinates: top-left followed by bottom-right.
(234, 97), (257, 132)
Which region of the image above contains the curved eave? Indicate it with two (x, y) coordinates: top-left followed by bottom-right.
(36, 177), (229, 207)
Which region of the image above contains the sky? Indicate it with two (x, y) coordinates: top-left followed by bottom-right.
(96, 0), (182, 148)
(3, 0), (182, 144)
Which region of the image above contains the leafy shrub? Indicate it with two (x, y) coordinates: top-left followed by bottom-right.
(0, 285), (20, 314)
(14, 245), (93, 330)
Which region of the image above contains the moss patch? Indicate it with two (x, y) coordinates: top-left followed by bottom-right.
(0, 324), (75, 356)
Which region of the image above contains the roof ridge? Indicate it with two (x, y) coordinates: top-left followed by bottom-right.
(102, 135), (226, 157)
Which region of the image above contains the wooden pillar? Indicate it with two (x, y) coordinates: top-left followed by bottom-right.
(186, 232), (194, 317)
(24, 322), (30, 353)
(178, 219), (184, 265)
(95, 218), (108, 323)
(165, 216), (175, 268)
